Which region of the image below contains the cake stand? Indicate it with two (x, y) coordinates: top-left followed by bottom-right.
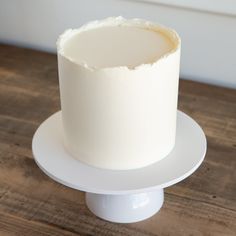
(32, 111), (206, 223)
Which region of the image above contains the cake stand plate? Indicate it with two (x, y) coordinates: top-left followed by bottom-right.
(32, 111), (206, 223)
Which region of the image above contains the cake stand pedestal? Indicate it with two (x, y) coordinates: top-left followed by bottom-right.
(32, 111), (206, 223)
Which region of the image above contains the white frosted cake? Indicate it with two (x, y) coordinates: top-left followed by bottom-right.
(57, 17), (181, 170)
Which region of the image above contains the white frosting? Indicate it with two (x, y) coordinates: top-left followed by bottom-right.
(60, 26), (173, 69)
(57, 17), (181, 170)
(57, 16), (180, 70)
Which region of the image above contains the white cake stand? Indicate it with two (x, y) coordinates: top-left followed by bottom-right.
(32, 111), (206, 223)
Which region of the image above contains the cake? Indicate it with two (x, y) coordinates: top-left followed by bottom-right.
(57, 17), (181, 170)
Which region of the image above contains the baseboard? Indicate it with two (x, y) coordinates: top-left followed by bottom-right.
(132, 0), (236, 16)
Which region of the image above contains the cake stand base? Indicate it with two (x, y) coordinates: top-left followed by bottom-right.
(86, 189), (164, 223)
(32, 110), (206, 223)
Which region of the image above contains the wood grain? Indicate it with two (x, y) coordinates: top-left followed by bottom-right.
(0, 44), (235, 236)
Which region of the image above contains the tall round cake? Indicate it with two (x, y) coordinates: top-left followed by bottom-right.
(57, 17), (181, 170)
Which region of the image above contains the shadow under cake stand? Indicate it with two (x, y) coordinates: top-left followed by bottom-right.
(32, 111), (206, 223)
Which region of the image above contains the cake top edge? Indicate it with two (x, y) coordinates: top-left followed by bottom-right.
(57, 16), (181, 71)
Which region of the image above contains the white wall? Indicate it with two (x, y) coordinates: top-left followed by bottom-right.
(0, 0), (236, 88)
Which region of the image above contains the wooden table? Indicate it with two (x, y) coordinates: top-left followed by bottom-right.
(0, 44), (235, 236)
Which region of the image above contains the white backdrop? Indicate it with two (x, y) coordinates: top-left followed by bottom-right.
(0, 0), (236, 88)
